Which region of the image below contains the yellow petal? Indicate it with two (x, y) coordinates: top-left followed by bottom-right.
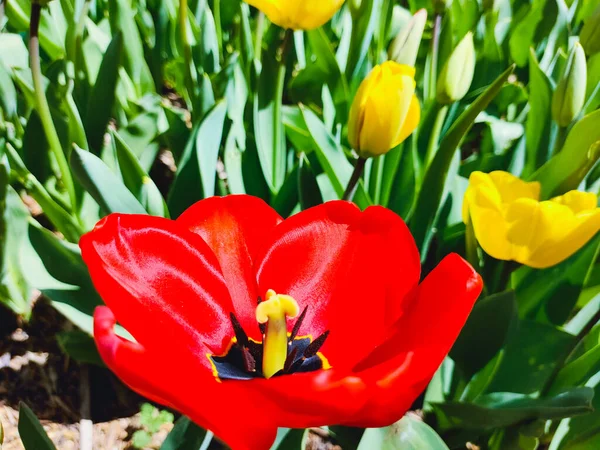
(245, 0), (284, 26)
(487, 171), (541, 203)
(245, 0), (344, 30)
(526, 206), (600, 268)
(468, 200), (512, 261)
(550, 190), (598, 213)
(347, 65), (381, 151)
(394, 94), (421, 146)
(358, 70), (415, 156)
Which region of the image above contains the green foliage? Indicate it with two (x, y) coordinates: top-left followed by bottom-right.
(1, 0), (599, 448)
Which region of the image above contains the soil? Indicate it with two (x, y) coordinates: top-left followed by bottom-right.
(0, 298), (173, 449)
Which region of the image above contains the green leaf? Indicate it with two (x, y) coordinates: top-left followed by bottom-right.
(0, 62), (17, 119)
(56, 330), (105, 367)
(299, 105), (371, 209)
(298, 154), (323, 210)
(487, 320), (574, 394)
(357, 415), (449, 450)
(433, 388), (594, 430)
(0, 187), (33, 316)
(450, 291), (518, 378)
(160, 416), (209, 450)
(113, 131), (168, 218)
(107, 0), (154, 95)
(550, 380), (600, 450)
(70, 146), (147, 215)
(512, 235), (600, 323)
(85, 32), (123, 154)
(532, 109), (600, 198)
(253, 49), (286, 193)
(509, 0), (546, 67)
(23, 222), (104, 335)
(523, 50), (553, 177)
(223, 127), (246, 195)
(292, 28), (349, 123)
(18, 402), (57, 450)
(167, 101), (227, 218)
(411, 65), (515, 251)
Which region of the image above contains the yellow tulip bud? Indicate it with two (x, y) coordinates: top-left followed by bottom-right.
(581, 6), (600, 56)
(244, 0), (345, 30)
(347, 61), (421, 158)
(437, 32), (476, 104)
(551, 43), (587, 127)
(463, 171), (600, 269)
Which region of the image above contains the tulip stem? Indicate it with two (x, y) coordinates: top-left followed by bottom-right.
(254, 12), (265, 60)
(426, 14), (442, 104)
(272, 29), (293, 189)
(425, 104), (448, 167)
(178, 0), (196, 115)
(343, 157), (367, 201)
(30, 0), (78, 212)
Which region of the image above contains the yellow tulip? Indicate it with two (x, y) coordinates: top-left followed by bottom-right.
(244, 0), (345, 30)
(347, 61), (420, 158)
(463, 171), (600, 269)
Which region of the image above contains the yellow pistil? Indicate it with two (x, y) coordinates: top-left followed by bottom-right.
(256, 289), (300, 379)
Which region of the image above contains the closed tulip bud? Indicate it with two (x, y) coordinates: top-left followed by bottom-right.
(551, 43), (587, 127)
(581, 7), (600, 56)
(348, 61), (421, 158)
(244, 0), (345, 30)
(388, 9), (428, 68)
(436, 32), (476, 104)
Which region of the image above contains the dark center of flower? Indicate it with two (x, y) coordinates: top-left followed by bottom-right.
(207, 290), (330, 381)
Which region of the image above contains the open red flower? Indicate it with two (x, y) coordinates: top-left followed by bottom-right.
(81, 195), (482, 450)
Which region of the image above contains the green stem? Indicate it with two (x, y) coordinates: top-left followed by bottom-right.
(254, 12), (265, 61)
(541, 306), (600, 397)
(552, 125), (567, 156)
(368, 156), (383, 204)
(465, 215), (480, 275)
(272, 29), (293, 189)
(178, 0), (196, 115)
(342, 157), (367, 201)
(214, 0), (223, 63)
(425, 104), (448, 167)
(5, 143), (83, 242)
(30, 1), (77, 212)
(426, 14), (442, 104)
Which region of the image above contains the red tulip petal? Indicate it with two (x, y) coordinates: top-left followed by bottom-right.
(256, 201), (420, 369)
(177, 195), (282, 339)
(94, 307), (278, 450)
(250, 370), (368, 428)
(81, 214), (234, 364)
(348, 253), (482, 427)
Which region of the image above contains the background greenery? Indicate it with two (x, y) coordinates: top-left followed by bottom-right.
(1, 0), (600, 448)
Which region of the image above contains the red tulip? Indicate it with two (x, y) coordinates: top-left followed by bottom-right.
(81, 195), (482, 450)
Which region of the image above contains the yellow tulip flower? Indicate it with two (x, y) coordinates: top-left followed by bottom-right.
(463, 171), (600, 269)
(244, 0), (345, 30)
(347, 61), (420, 158)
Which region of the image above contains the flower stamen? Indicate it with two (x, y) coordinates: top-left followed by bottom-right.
(256, 289), (300, 378)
